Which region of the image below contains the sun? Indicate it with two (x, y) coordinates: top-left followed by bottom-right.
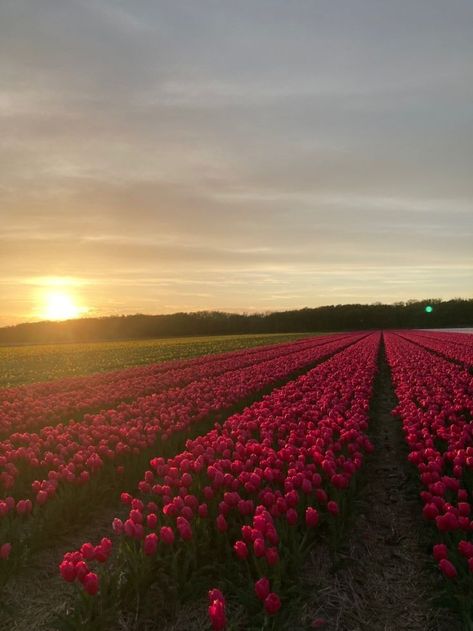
(42, 291), (83, 321)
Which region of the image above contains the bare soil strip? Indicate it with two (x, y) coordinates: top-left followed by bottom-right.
(294, 340), (460, 631)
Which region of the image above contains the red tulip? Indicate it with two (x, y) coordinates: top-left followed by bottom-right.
(59, 560), (76, 582)
(177, 517), (193, 541)
(423, 503), (439, 520)
(255, 577), (270, 601)
(233, 540), (248, 560)
(0, 543), (12, 560)
(144, 533), (158, 556)
(147, 513), (158, 529)
(216, 514), (228, 533)
(120, 492), (132, 504)
(208, 588), (225, 603)
(36, 490), (49, 506)
(305, 507), (319, 527)
(160, 526), (175, 545)
(83, 572), (99, 595)
(432, 544), (448, 561)
(208, 598), (226, 630)
(327, 501), (339, 516)
(264, 592), (281, 615)
(253, 538), (266, 558)
(80, 543), (95, 560)
(265, 547), (279, 566)
(438, 558), (457, 579)
(75, 560), (89, 581)
(458, 540), (473, 558)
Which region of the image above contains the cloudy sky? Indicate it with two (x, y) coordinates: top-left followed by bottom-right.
(1, 1), (472, 326)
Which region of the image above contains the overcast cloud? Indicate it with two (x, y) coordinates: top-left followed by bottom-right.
(1, 1), (472, 325)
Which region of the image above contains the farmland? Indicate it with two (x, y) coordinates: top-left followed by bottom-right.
(0, 330), (472, 630)
(0, 333), (312, 388)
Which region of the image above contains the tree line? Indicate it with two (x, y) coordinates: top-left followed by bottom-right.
(0, 298), (472, 345)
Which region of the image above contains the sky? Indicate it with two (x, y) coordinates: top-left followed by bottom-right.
(1, 0), (472, 326)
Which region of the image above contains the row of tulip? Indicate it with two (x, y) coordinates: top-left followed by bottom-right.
(1, 333), (310, 389)
(58, 333), (380, 629)
(1, 334), (322, 405)
(0, 333), (363, 572)
(0, 335), (349, 436)
(398, 331), (473, 369)
(413, 330), (473, 346)
(384, 332), (473, 623)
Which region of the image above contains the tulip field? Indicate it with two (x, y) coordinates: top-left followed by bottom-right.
(0, 333), (310, 388)
(1, 330), (472, 630)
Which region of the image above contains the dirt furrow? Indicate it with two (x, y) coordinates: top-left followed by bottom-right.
(295, 338), (459, 631)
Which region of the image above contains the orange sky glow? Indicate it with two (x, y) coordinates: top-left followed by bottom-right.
(1, 2), (472, 327)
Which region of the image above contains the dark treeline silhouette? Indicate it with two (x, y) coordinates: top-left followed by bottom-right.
(0, 298), (472, 346)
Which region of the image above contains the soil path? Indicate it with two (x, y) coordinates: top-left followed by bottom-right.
(297, 338), (460, 631)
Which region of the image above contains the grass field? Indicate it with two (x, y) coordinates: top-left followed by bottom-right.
(0, 332), (313, 388)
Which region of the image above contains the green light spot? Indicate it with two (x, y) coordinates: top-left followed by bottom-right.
(425, 305), (433, 313)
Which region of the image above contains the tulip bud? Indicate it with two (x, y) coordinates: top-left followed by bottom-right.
(253, 538), (266, 558)
(286, 508), (298, 526)
(208, 598), (226, 630)
(327, 501), (340, 516)
(83, 572), (99, 595)
(59, 560), (76, 582)
(144, 533), (159, 556)
(75, 561), (89, 582)
(36, 490), (49, 506)
(439, 558), (457, 579)
(264, 592), (281, 615)
(147, 513), (158, 529)
(305, 507), (319, 528)
(265, 547), (279, 566)
(423, 503), (439, 520)
(80, 543), (95, 560)
(458, 540), (473, 558)
(0, 542), (12, 560)
(233, 540), (248, 560)
(255, 577), (270, 601)
(432, 544), (448, 561)
(160, 526), (175, 545)
(120, 492), (132, 504)
(216, 514), (228, 533)
(208, 588), (225, 603)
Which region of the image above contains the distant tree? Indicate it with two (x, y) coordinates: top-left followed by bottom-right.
(0, 298), (471, 345)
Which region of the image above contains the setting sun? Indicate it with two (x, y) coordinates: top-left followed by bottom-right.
(41, 291), (85, 321)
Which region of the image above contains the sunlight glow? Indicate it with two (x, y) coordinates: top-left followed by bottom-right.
(41, 291), (87, 321)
